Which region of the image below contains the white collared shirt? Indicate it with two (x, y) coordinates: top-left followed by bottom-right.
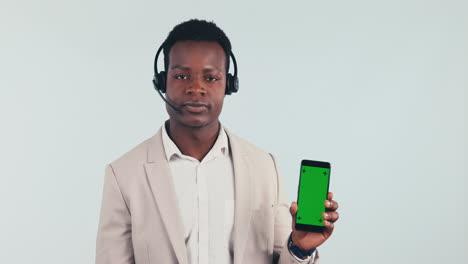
(162, 124), (235, 264)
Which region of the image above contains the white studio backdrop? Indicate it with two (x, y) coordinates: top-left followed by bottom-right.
(0, 0), (466, 263)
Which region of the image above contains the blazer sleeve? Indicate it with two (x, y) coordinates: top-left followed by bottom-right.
(95, 164), (135, 264)
(269, 154), (320, 264)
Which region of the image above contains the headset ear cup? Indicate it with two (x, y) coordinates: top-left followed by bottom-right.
(157, 71), (167, 93)
(226, 74), (239, 95)
(232, 76), (239, 94)
(225, 74), (239, 95)
(225, 74), (231, 95)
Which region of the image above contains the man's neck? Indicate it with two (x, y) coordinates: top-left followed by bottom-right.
(166, 119), (220, 162)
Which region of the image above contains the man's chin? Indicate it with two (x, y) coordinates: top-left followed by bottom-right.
(178, 117), (213, 129)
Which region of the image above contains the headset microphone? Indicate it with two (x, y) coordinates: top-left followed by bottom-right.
(152, 78), (180, 113)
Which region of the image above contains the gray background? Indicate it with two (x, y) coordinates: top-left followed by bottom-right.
(1, 0), (466, 263)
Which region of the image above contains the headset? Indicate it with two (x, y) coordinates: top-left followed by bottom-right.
(152, 42), (239, 96)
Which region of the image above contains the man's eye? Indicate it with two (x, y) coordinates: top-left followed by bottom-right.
(175, 74), (189, 80)
(206, 76), (219, 82)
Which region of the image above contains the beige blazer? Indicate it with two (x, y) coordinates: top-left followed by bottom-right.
(95, 127), (319, 264)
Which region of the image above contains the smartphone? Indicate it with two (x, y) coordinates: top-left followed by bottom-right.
(295, 159), (331, 233)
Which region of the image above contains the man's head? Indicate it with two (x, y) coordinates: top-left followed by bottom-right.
(160, 19), (233, 129)
(162, 19), (232, 75)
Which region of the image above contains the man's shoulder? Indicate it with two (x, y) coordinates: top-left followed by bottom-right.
(107, 131), (159, 171)
(225, 128), (274, 162)
(107, 127), (277, 170)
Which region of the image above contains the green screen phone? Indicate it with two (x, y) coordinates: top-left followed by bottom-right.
(295, 159), (331, 232)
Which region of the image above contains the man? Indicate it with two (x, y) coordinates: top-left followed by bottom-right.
(96, 19), (339, 264)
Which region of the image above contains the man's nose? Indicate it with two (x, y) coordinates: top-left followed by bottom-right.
(186, 77), (206, 96)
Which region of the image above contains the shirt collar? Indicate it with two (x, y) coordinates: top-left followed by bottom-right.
(161, 122), (229, 162)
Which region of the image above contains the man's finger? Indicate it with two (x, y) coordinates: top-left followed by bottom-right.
(327, 192), (334, 200)
(324, 220), (334, 228)
(325, 199), (339, 211)
(290, 202), (298, 215)
(323, 220), (335, 237)
(290, 202), (298, 231)
(323, 211), (339, 223)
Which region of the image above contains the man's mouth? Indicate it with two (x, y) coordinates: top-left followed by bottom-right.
(182, 102), (209, 113)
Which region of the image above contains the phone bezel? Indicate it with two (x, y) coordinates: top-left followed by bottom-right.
(295, 159), (331, 233)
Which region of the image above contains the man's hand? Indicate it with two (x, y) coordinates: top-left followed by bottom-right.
(289, 192), (339, 250)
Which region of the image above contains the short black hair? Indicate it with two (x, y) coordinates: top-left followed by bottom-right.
(162, 19), (232, 73)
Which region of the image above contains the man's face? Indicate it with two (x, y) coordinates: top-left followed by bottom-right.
(165, 40), (227, 129)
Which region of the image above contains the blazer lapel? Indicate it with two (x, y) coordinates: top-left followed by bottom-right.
(226, 129), (253, 264)
(144, 128), (188, 264)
